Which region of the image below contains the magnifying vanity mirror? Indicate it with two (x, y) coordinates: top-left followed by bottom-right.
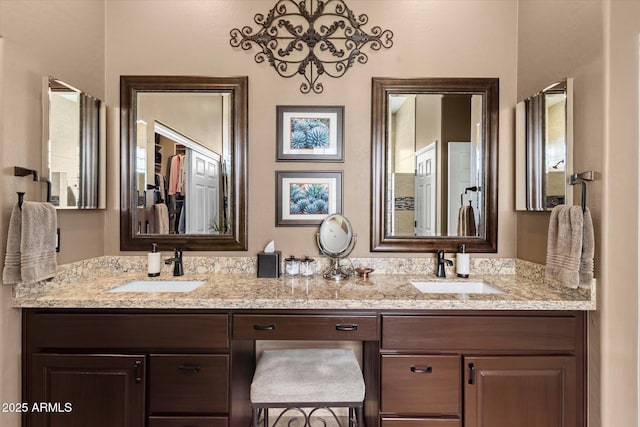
(317, 214), (357, 280)
(371, 77), (498, 253)
(43, 77), (106, 209)
(120, 76), (248, 251)
(515, 78), (573, 211)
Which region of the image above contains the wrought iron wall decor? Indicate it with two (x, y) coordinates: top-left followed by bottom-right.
(230, 0), (393, 94)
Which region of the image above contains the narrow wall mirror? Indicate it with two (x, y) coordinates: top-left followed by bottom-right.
(120, 76), (248, 251)
(43, 77), (106, 209)
(515, 78), (573, 211)
(371, 77), (498, 252)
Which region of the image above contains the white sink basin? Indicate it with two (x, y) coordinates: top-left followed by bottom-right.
(411, 280), (503, 294)
(109, 280), (205, 293)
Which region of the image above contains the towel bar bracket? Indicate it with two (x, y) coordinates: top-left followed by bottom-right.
(571, 171), (594, 182)
(14, 166), (52, 204)
(14, 166), (39, 180)
(569, 170), (595, 213)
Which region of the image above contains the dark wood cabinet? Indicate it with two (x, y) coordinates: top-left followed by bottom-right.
(148, 416), (228, 427)
(380, 313), (585, 427)
(382, 419), (461, 427)
(149, 354), (229, 414)
(381, 315), (578, 352)
(23, 309), (585, 427)
(23, 311), (231, 427)
(233, 314), (378, 341)
(30, 354), (145, 427)
(464, 356), (576, 427)
(381, 355), (460, 416)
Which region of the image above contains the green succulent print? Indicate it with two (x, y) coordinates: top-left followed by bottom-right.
(289, 117), (330, 149)
(289, 183), (329, 215)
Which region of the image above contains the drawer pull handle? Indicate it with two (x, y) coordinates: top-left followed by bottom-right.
(178, 364), (202, 373)
(410, 366), (433, 374)
(468, 363), (476, 385)
(134, 360), (143, 383)
(253, 324), (276, 331)
(336, 324), (358, 332)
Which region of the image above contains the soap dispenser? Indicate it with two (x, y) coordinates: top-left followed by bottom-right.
(148, 243), (161, 277)
(456, 244), (470, 278)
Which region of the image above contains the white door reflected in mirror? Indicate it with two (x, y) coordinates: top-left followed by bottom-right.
(387, 93), (483, 238)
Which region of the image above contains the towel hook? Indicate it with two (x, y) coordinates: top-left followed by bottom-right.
(17, 192), (25, 209)
(569, 171), (594, 213)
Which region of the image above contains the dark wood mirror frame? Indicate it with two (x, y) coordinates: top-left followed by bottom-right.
(120, 75), (248, 251)
(371, 77), (498, 253)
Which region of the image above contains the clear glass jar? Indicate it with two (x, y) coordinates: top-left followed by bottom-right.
(300, 256), (316, 277)
(284, 256), (300, 276)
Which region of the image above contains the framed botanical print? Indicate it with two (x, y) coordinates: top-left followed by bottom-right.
(276, 171), (343, 226)
(276, 106), (344, 162)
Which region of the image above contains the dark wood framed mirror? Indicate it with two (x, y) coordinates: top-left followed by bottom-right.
(120, 76), (248, 251)
(371, 77), (498, 252)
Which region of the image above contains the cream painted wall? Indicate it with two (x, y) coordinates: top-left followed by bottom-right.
(393, 96), (416, 174)
(9, 2), (638, 427)
(0, 1), (105, 426)
(601, 1), (639, 425)
(104, 0), (518, 259)
(516, 0), (640, 425)
(1, 0), (107, 266)
(516, 0), (604, 268)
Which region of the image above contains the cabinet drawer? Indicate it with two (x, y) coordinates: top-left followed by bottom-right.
(149, 355), (229, 414)
(382, 418), (460, 427)
(382, 315), (577, 351)
(233, 315), (378, 340)
(381, 355), (460, 415)
(149, 416), (227, 427)
(27, 313), (229, 350)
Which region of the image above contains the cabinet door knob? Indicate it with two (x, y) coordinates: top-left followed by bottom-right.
(253, 324), (276, 331)
(410, 366), (433, 374)
(336, 324), (358, 332)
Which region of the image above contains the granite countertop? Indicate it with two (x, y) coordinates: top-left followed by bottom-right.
(11, 257), (595, 310)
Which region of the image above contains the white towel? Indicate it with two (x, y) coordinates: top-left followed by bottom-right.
(2, 202), (57, 284)
(545, 205), (594, 289)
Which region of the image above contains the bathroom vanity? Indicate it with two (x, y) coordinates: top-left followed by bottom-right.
(15, 267), (592, 427)
(22, 309), (585, 427)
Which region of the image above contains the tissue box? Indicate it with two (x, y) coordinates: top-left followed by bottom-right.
(257, 251), (281, 278)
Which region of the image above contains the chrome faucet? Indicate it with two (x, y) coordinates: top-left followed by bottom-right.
(165, 249), (184, 276)
(436, 250), (453, 278)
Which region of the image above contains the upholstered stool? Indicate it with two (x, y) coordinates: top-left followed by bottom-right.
(251, 348), (365, 427)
